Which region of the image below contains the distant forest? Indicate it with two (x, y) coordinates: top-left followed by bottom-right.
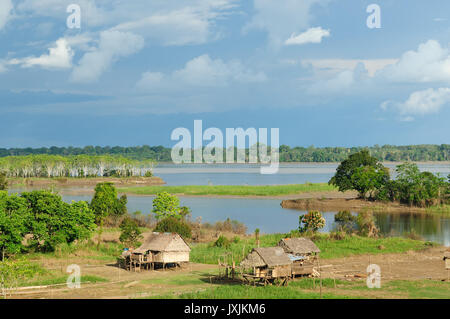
(1, 144), (449, 162)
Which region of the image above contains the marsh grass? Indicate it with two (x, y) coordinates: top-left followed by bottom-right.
(118, 183), (336, 197)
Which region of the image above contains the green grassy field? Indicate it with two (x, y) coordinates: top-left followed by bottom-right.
(190, 233), (431, 265)
(118, 183), (337, 197)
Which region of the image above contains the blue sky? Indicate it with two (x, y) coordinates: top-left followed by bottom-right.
(1, 0), (450, 148)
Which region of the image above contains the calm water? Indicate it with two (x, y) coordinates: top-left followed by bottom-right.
(61, 195), (450, 246)
(154, 163), (450, 185)
(9, 163), (450, 246)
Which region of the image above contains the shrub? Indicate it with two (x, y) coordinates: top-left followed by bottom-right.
(0, 171), (7, 190)
(214, 235), (231, 248)
(144, 171), (153, 177)
(152, 192), (181, 220)
(299, 211), (326, 233)
(334, 210), (356, 234)
(356, 211), (379, 238)
(119, 217), (143, 248)
(154, 216), (192, 239)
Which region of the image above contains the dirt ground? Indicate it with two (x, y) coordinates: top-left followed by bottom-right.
(5, 246), (448, 299)
(320, 246), (449, 281)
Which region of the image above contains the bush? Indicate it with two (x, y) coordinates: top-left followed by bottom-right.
(214, 235), (231, 248)
(0, 171), (7, 190)
(144, 171), (153, 177)
(356, 211), (379, 238)
(154, 216), (192, 239)
(119, 217), (143, 248)
(299, 211), (325, 233)
(213, 218), (247, 235)
(334, 210), (356, 234)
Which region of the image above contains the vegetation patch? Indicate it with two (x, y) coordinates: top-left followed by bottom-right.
(119, 183), (336, 197)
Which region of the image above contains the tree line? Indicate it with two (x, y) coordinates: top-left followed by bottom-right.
(0, 155), (155, 178)
(0, 144), (449, 162)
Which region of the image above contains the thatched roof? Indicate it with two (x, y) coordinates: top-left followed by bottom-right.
(444, 251), (450, 260)
(133, 232), (190, 254)
(241, 247), (292, 268)
(278, 237), (320, 255)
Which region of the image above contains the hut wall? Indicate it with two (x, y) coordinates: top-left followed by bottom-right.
(271, 265), (291, 278)
(160, 251), (190, 263)
(446, 259), (450, 270)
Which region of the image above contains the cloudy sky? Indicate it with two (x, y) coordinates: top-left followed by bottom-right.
(1, 0), (450, 148)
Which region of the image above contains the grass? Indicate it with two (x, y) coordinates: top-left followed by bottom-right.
(427, 204), (450, 215)
(190, 233), (432, 265)
(148, 282), (355, 299)
(118, 183), (336, 197)
(19, 275), (108, 287)
(147, 276), (450, 299)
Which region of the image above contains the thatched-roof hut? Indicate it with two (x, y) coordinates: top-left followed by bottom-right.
(126, 232), (190, 271)
(278, 238), (320, 276)
(241, 247), (292, 281)
(278, 238), (320, 256)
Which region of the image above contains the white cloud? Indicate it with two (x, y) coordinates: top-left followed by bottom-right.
(381, 88), (450, 117)
(302, 58), (397, 77)
(9, 38), (74, 69)
(71, 30), (144, 83)
(138, 54), (267, 90)
(378, 40), (450, 83)
(112, 4), (233, 46)
(0, 0), (13, 30)
(285, 27), (330, 46)
(136, 72), (165, 89)
(17, 0), (237, 45)
(0, 60), (6, 72)
(174, 54), (267, 86)
(244, 0), (328, 47)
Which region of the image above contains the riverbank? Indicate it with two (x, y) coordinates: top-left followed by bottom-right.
(281, 198), (450, 214)
(8, 176), (165, 188)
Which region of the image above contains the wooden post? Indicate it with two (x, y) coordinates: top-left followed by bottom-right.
(319, 257), (322, 299)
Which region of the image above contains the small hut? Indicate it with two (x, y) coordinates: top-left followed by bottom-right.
(126, 232), (190, 271)
(278, 238), (320, 276)
(240, 247), (292, 285)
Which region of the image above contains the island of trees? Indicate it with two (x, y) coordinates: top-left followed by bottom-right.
(329, 150), (450, 207)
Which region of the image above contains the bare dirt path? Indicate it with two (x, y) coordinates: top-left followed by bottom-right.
(7, 247), (449, 299)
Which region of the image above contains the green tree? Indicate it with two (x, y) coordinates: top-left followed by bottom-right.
(299, 211), (326, 233)
(0, 171), (7, 190)
(393, 162), (447, 207)
(21, 190), (96, 251)
(0, 192), (29, 259)
(90, 183), (122, 224)
(329, 150), (389, 199)
(119, 217), (142, 248)
(152, 192), (181, 220)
